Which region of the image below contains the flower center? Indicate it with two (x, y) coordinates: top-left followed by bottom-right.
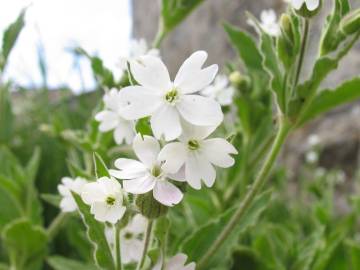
(151, 165), (162, 178)
(188, 140), (200, 150)
(106, 196), (116, 206)
(165, 88), (179, 104)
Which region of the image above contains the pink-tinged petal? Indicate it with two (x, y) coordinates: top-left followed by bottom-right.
(177, 95), (223, 127)
(153, 181), (183, 206)
(168, 166), (186, 182)
(158, 142), (186, 174)
(118, 86), (162, 120)
(185, 153), (216, 189)
(150, 105), (182, 141)
(165, 253), (187, 269)
(123, 175), (156, 194)
(95, 111), (119, 132)
(111, 158), (147, 179)
(305, 0), (319, 11)
(113, 120), (135, 145)
(130, 55), (172, 92)
(133, 134), (160, 167)
(202, 138), (238, 168)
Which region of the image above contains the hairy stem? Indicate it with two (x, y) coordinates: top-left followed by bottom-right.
(136, 219), (153, 270)
(197, 117), (292, 269)
(47, 212), (69, 240)
(115, 223), (122, 270)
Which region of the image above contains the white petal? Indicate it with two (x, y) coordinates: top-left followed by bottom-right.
(121, 239), (143, 264)
(123, 175), (156, 194)
(150, 105), (182, 141)
(180, 120), (217, 141)
(177, 95), (223, 127)
(103, 88), (122, 111)
(95, 111), (119, 132)
(158, 142), (186, 174)
(98, 177), (122, 195)
(60, 197), (77, 212)
(168, 166), (186, 182)
(174, 51), (218, 93)
(106, 205), (126, 224)
(202, 138), (238, 168)
(153, 181), (183, 206)
(305, 0), (319, 11)
(185, 153), (216, 189)
(91, 202), (125, 223)
(126, 214), (147, 234)
(130, 55), (172, 92)
(118, 86), (162, 120)
(291, 0), (305, 9)
(113, 120), (135, 145)
(216, 87), (235, 106)
(133, 134), (160, 167)
(81, 182), (107, 204)
(165, 254), (187, 269)
(111, 158), (147, 179)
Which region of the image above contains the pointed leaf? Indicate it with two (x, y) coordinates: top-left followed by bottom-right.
(47, 256), (98, 270)
(93, 152), (110, 178)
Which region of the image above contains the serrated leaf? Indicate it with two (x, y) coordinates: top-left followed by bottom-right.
(72, 192), (115, 270)
(93, 152), (110, 178)
(299, 77), (360, 125)
(1, 9), (26, 72)
(161, 0), (205, 34)
(181, 190), (272, 267)
(2, 219), (48, 270)
(47, 256), (98, 270)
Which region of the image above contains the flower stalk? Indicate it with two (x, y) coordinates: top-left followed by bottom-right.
(46, 212), (69, 240)
(136, 219), (154, 270)
(115, 223), (122, 270)
(197, 117), (292, 269)
(294, 18), (309, 88)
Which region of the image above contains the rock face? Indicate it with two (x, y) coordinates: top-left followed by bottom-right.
(132, 0), (360, 180)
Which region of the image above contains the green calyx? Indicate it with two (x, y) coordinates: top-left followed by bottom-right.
(136, 192), (168, 220)
(295, 0), (322, 18)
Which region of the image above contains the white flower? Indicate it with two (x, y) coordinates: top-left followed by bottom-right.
(247, 9), (280, 37)
(110, 134), (184, 206)
(307, 134), (320, 147)
(305, 151), (318, 164)
(118, 38), (159, 70)
(153, 253), (196, 270)
(95, 88), (135, 145)
(58, 177), (87, 212)
(291, 0), (320, 11)
(81, 177), (126, 223)
(158, 122), (238, 190)
(105, 214), (146, 264)
(200, 74), (235, 106)
(118, 51), (223, 141)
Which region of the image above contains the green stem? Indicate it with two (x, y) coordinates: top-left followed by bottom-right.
(47, 212), (69, 240)
(115, 223), (122, 270)
(197, 117), (292, 270)
(152, 23), (167, 49)
(293, 19), (309, 89)
(136, 220), (153, 270)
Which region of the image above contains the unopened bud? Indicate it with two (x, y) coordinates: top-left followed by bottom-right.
(229, 71), (250, 92)
(280, 14), (293, 41)
(340, 9), (360, 35)
(135, 192), (168, 220)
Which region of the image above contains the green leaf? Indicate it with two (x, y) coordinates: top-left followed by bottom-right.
(299, 77), (360, 124)
(41, 193), (61, 208)
(1, 9), (26, 72)
(161, 0), (205, 34)
(72, 192), (116, 270)
(67, 160), (93, 179)
(0, 84), (14, 143)
(47, 256), (98, 270)
(25, 147), (41, 184)
(93, 152), (110, 178)
(181, 190), (272, 267)
(135, 117), (153, 136)
(345, 240), (360, 270)
(2, 219), (48, 270)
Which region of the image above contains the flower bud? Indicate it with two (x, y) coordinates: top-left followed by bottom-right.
(135, 192), (168, 220)
(340, 9), (360, 35)
(280, 14), (293, 42)
(229, 71), (250, 92)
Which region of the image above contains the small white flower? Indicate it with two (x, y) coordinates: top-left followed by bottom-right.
(305, 151), (318, 164)
(110, 134), (184, 206)
(81, 177), (126, 223)
(95, 88), (135, 145)
(248, 9), (281, 37)
(153, 253), (196, 270)
(201, 75), (235, 106)
(118, 50), (223, 141)
(290, 0), (320, 11)
(105, 214), (146, 264)
(118, 38), (159, 70)
(307, 134), (320, 147)
(58, 177), (87, 212)
(158, 122), (238, 190)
